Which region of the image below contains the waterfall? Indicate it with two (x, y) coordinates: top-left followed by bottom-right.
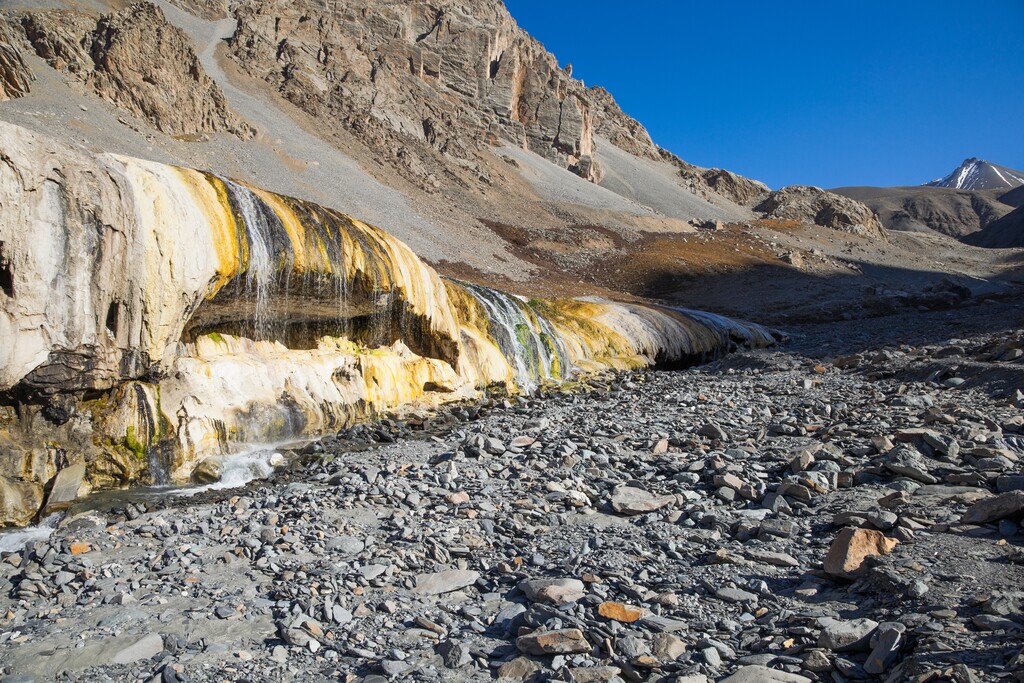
(217, 176), (291, 340)
(459, 281), (570, 391)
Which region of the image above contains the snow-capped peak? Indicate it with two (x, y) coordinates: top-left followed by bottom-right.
(925, 158), (1024, 191)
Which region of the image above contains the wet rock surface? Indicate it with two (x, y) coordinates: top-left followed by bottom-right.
(3, 318), (1024, 682)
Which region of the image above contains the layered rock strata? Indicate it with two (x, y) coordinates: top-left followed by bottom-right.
(0, 121), (775, 526)
(226, 0), (669, 182)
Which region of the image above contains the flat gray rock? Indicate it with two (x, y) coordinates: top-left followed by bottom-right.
(610, 485), (674, 515)
(962, 492), (1024, 524)
(720, 665), (812, 682)
(110, 633), (164, 665)
(411, 570), (479, 596)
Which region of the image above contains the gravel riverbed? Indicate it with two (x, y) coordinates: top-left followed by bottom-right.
(3, 310), (1024, 683)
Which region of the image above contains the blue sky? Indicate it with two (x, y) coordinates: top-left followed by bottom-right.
(503, 0), (1024, 189)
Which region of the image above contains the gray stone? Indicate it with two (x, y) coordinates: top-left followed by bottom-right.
(716, 587), (758, 603)
(864, 622), (905, 674)
(720, 665), (812, 683)
(42, 463), (86, 515)
(518, 578), (586, 605)
(438, 640), (472, 668)
(883, 448), (939, 484)
(610, 485), (674, 515)
(962, 492), (1024, 525)
(816, 617), (878, 651)
(326, 535), (364, 555)
(111, 633), (164, 665)
(411, 569), (479, 595)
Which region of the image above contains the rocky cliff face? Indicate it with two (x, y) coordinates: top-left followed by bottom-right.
(17, 3), (251, 138)
(755, 185), (887, 239)
(0, 120), (775, 527)
(0, 24), (32, 101)
(226, 0), (662, 182)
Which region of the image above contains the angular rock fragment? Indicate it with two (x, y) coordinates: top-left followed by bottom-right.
(518, 578), (586, 605)
(720, 665), (812, 682)
(610, 485), (674, 515)
(411, 569), (479, 595)
(962, 492), (1024, 525)
(597, 601), (645, 622)
(515, 628), (591, 655)
(824, 528), (898, 579)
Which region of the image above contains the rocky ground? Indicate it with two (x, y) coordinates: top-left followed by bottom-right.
(3, 303), (1024, 683)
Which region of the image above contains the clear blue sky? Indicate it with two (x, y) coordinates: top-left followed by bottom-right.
(503, 0), (1024, 189)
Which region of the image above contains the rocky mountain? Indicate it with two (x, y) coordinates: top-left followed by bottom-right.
(831, 185), (1014, 239)
(0, 0), (891, 291)
(2, 3), (1024, 682)
(0, 23), (32, 100)
(925, 157), (1024, 191)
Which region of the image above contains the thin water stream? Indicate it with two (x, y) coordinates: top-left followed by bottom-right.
(0, 445), (293, 554)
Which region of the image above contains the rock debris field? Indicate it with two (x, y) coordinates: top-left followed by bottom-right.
(4, 318), (1024, 683)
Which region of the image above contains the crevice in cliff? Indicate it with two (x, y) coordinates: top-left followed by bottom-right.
(104, 301), (121, 337)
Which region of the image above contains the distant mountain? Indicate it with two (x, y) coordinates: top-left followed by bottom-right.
(925, 158), (1024, 191)
(831, 185), (1013, 239)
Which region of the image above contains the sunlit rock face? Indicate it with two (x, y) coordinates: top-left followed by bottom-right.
(0, 121), (776, 525)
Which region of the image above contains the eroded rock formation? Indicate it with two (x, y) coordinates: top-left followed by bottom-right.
(224, 0), (679, 183)
(0, 24), (32, 100)
(0, 121), (775, 527)
(755, 185), (887, 238)
(18, 3), (251, 138)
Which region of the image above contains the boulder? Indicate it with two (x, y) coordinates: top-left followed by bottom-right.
(824, 528), (898, 579)
(41, 462), (87, 514)
(962, 492), (1024, 525)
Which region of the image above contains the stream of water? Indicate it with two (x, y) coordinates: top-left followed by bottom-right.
(0, 446), (289, 554)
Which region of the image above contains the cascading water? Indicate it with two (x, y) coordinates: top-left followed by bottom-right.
(459, 281), (570, 391)
(217, 176), (291, 340)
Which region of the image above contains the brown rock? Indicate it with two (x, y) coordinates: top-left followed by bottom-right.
(824, 528), (898, 579)
(652, 632), (687, 660)
(0, 476), (43, 528)
(567, 666), (622, 683)
(518, 578), (586, 606)
(516, 628), (591, 655)
(0, 24), (32, 101)
(597, 601), (645, 623)
(497, 656), (542, 681)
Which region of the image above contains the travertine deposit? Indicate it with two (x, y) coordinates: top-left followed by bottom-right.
(0, 121), (774, 527)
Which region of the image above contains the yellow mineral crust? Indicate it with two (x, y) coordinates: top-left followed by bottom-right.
(0, 121), (774, 490)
